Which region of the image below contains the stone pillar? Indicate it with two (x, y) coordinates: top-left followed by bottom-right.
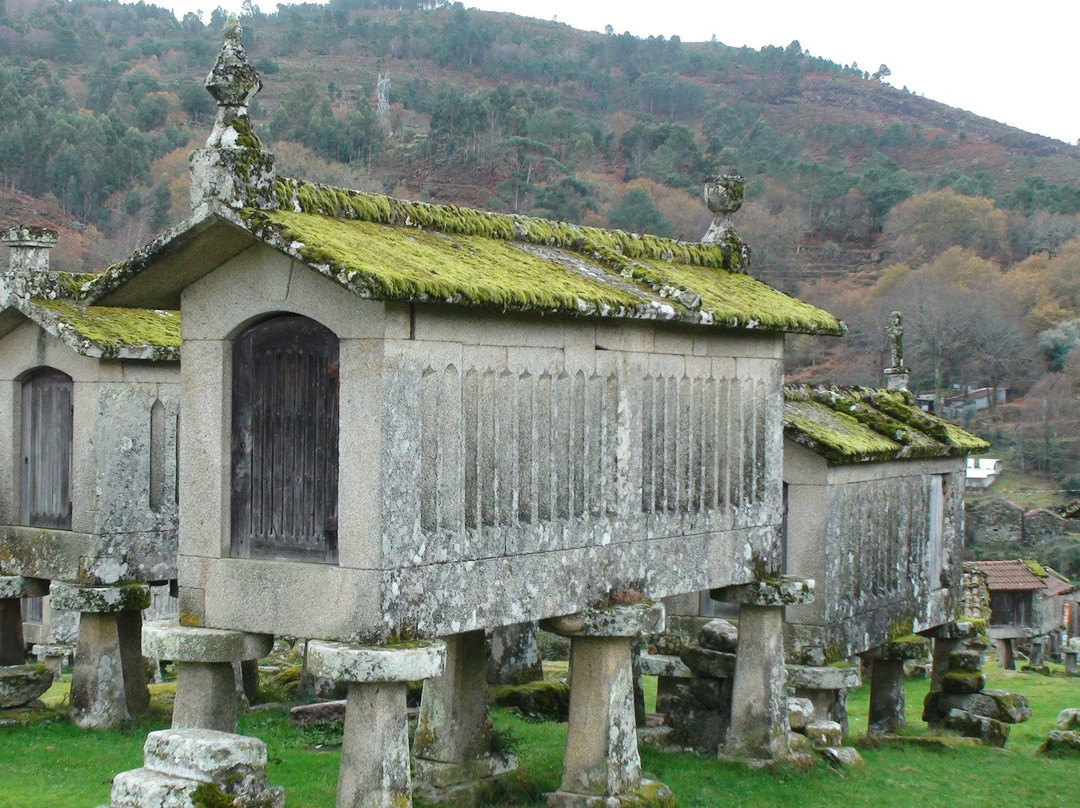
(540, 602), (672, 807)
(1065, 650), (1079, 676)
(713, 577), (814, 761)
(487, 622), (544, 685)
(31, 643), (73, 677)
(787, 664), (861, 736)
(414, 630), (516, 805)
(307, 639), (446, 808)
(997, 639), (1015, 670)
(50, 583), (151, 729)
(865, 635), (928, 736)
(0, 576), (42, 666)
(1029, 636), (1046, 666)
(143, 623), (273, 733)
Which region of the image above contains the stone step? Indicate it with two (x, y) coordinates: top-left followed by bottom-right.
(142, 729), (269, 792)
(108, 768), (200, 808)
(109, 767), (286, 808)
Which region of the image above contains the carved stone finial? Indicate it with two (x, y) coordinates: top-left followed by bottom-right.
(886, 311), (903, 369)
(2, 226), (57, 273)
(704, 174), (744, 216)
(204, 17), (262, 146)
(701, 175), (750, 270)
(884, 311), (910, 391)
(189, 18), (276, 215)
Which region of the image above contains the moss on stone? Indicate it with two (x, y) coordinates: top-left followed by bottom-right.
(784, 385), (990, 464)
(1021, 559), (1049, 578)
(488, 679), (570, 722)
(29, 301), (180, 358)
(191, 782), (235, 808)
(250, 177), (845, 335)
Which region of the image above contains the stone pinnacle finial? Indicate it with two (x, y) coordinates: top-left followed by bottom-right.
(189, 18), (277, 215)
(884, 311), (910, 392)
(2, 226), (57, 273)
(204, 17), (262, 148)
(701, 174), (750, 270)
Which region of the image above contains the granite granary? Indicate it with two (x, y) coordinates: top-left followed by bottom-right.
(0, 225), (180, 728)
(95, 22), (849, 808)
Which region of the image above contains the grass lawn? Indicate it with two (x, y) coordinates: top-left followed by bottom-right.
(2, 663), (1079, 808)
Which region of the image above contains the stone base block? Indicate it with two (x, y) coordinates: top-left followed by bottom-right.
(712, 576), (814, 607)
(942, 709), (1009, 747)
(306, 639), (445, 683)
(107, 730), (284, 808)
(698, 619), (738, 653)
(680, 647), (735, 679)
(636, 654), (690, 679)
(545, 780), (675, 808)
(786, 664), (861, 690)
(0, 664), (54, 709)
(787, 698), (814, 731)
(804, 720), (842, 749)
(819, 747), (865, 768)
(412, 755), (518, 805)
(31, 644), (73, 676)
(941, 672), (986, 694)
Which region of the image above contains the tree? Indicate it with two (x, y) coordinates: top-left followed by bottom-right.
(609, 188), (669, 235)
(872, 64), (891, 82)
(883, 189), (1011, 266)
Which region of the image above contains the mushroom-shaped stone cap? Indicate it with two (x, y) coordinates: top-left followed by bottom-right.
(142, 623), (273, 663)
(704, 174), (744, 215)
(306, 639), (446, 683)
(205, 18), (261, 107)
(540, 601), (665, 637)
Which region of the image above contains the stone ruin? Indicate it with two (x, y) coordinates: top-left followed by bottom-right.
(0, 225), (180, 725)
(72, 22), (848, 808)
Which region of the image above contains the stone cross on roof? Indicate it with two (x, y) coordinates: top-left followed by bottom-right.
(883, 311), (910, 392)
(886, 311), (903, 369)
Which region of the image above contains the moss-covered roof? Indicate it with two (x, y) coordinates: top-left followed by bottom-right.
(0, 270), (180, 360)
(90, 178), (845, 335)
(783, 385), (990, 464)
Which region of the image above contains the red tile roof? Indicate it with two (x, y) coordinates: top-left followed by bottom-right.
(970, 560), (1045, 592)
(1044, 570), (1077, 597)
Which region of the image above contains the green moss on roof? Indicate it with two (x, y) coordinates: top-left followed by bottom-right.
(261, 210), (643, 311)
(1021, 559), (1049, 578)
(30, 301), (180, 359)
(784, 385), (990, 464)
(243, 178), (845, 334)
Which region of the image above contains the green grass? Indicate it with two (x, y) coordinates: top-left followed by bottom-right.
(2, 664), (1079, 808)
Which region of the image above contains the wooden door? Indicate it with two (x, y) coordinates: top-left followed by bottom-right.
(20, 368), (73, 529)
(231, 315), (339, 562)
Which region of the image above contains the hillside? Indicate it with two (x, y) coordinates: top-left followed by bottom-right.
(1, 0), (1078, 279)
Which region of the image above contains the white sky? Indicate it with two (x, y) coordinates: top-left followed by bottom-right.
(157, 0), (1079, 145)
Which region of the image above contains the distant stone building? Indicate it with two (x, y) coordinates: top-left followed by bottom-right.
(782, 382), (988, 733)
(967, 559), (1076, 667)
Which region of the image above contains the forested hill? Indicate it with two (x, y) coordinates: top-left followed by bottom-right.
(1, 0), (1077, 273)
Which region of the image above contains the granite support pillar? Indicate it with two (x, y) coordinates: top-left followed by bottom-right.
(713, 577), (814, 762)
(414, 630), (517, 805)
(51, 583), (151, 729)
(540, 602), (672, 807)
(487, 622), (543, 685)
(142, 623), (273, 733)
(0, 576), (47, 666)
(307, 639), (446, 808)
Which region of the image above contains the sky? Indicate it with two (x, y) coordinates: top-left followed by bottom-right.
(156, 0), (1079, 145)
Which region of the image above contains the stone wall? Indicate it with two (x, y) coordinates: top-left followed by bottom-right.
(784, 447), (965, 663)
(177, 244), (786, 642)
(965, 498), (1024, 546)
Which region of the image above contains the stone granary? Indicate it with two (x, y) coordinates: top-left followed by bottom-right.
(0, 226), (181, 727)
(99, 23), (844, 808)
(968, 559), (1076, 668)
(781, 318), (989, 735)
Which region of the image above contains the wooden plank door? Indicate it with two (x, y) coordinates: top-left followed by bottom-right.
(231, 315), (339, 563)
(20, 368), (73, 529)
